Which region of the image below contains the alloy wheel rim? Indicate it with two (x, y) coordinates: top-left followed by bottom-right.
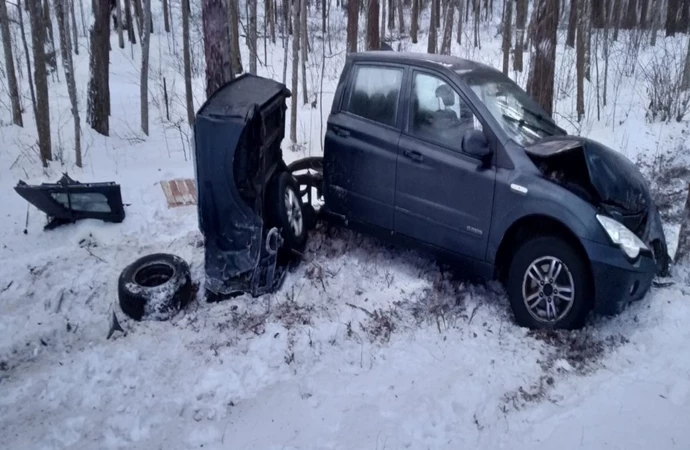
(284, 187), (303, 237)
(522, 256), (575, 323)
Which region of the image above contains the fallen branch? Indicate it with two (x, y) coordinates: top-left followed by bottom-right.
(346, 302), (374, 317)
(1, 281), (12, 294)
(84, 247), (107, 264)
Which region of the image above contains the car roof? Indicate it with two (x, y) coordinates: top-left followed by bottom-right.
(348, 51), (498, 74)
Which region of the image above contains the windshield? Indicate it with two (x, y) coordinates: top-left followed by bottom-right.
(459, 70), (566, 146)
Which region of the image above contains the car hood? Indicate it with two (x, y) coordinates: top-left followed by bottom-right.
(525, 136), (649, 214)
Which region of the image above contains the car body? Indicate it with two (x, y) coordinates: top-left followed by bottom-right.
(320, 51), (669, 328)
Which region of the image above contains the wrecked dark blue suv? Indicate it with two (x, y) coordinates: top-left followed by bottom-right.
(320, 52), (669, 329)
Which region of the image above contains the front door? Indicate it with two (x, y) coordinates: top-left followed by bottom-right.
(323, 64), (405, 231)
(394, 70), (496, 261)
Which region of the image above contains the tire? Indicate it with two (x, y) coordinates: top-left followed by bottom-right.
(118, 253), (192, 321)
(506, 236), (592, 330)
(268, 171), (308, 251)
(651, 239), (670, 277)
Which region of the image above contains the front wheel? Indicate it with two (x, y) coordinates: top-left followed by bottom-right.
(268, 171), (308, 252)
(507, 236), (592, 329)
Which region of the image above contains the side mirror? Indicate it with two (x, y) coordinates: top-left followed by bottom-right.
(462, 129), (492, 161)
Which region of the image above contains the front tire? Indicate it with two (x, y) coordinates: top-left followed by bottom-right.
(507, 236), (592, 329)
(268, 172), (308, 252)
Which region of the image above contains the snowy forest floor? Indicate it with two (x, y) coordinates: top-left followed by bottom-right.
(2, 3), (690, 449)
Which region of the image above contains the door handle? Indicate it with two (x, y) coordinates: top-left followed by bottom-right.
(332, 126), (350, 138)
(403, 150), (424, 163)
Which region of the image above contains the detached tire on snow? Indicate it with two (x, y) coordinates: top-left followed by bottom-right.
(268, 171), (308, 252)
(118, 253), (193, 321)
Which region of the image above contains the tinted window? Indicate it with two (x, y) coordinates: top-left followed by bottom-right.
(344, 65), (403, 127)
(51, 193), (112, 213)
(410, 72), (480, 149)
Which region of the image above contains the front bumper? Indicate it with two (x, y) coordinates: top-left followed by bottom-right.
(581, 239), (657, 315)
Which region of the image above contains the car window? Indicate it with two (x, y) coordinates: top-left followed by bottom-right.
(409, 72), (481, 150)
(343, 65), (403, 127)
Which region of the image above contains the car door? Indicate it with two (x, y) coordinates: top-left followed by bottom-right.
(323, 63), (406, 231)
(394, 69), (496, 261)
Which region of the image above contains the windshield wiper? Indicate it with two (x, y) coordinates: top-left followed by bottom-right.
(520, 107), (566, 134)
(502, 114), (555, 136)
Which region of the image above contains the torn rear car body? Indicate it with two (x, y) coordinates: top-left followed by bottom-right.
(194, 74), (292, 297)
(525, 136), (669, 275)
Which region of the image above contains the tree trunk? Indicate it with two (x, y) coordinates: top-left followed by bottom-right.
(43, 0), (57, 73)
(162, 0), (170, 32)
(473, 0), (480, 48)
(17, 0), (37, 117)
(228, 0), (243, 75)
(381, 0), (386, 42)
(69, 0), (78, 53)
(290, 0), (299, 143)
(440, 1), (455, 54)
(603, 0), (609, 104)
(411, 0), (418, 43)
(428, 0), (438, 52)
(456, 0), (463, 44)
(347, 0), (358, 52)
(388, 0), (394, 30)
(270, 0), (276, 43)
(639, 0), (648, 28)
(435, 0), (441, 28)
(124, 0), (136, 43)
(682, 35), (690, 90)
(584, 0), (591, 81)
(622, 0), (637, 29)
(567, 0), (576, 47)
(133, 0), (143, 37)
(28, 0), (52, 164)
(612, 0), (620, 40)
(502, 0), (512, 73)
(181, 0), (194, 126)
(649, 0), (658, 45)
(55, 0), (81, 166)
(140, 0), (151, 135)
(115, 0), (124, 48)
(576, 0), (586, 121)
(87, 0), (110, 135)
(0, 0), (23, 126)
(514, 0), (526, 70)
(396, 0), (404, 33)
(78, 0), (86, 36)
(301, 0), (307, 103)
(526, 0), (558, 116)
(675, 185), (690, 265)
(249, 0), (257, 73)
(681, 0), (690, 33)
(591, 0), (605, 27)
(202, 0), (231, 98)
(367, 0), (380, 49)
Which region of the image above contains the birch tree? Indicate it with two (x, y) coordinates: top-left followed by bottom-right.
(28, 0), (52, 164)
(526, 0), (558, 115)
(141, 0), (151, 135)
(55, 0), (81, 166)
(0, 0), (22, 126)
(86, 0), (110, 135)
(182, 0), (194, 125)
(201, 0), (232, 97)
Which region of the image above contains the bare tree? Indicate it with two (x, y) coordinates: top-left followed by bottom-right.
(576, 0), (586, 120)
(248, 0), (257, 73)
(17, 0), (37, 116)
(28, 0), (52, 164)
(567, 0), (576, 47)
(301, 0), (307, 103)
(428, 0), (438, 53)
(202, 0), (232, 97)
(367, 0), (380, 50)
(162, 0), (170, 32)
(388, 0), (394, 30)
(55, 0), (81, 166)
(502, 0), (512, 74)
(115, 0), (124, 48)
(473, 0), (480, 48)
(411, 0), (418, 43)
(140, 0), (151, 134)
(622, 0), (637, 29)
(435, 0), (441, 28)
(675, 185), (690, 265)
(86, 0), (110, 135)
(290, 0), (299, 143)
(228, 0), (243, 75)
(43, 0), (57, 73)
(381, 0), (386, 42)
(124, 0), (135, 43)
(683, 38), (690, 90)
(526, 0), (558, 115)
(396, 0), (404, 33)
(514, 0), (526, 71)
(182, 0), (194, 125)
(456, 0), (463, 44)
(440, 1), (455, 54)
(347, 0), (358, 52)
(0, 0), (23, 126)
(269, 0), (276, 43)
(666, 0), (679, 36)
(69, 0), (78, 53)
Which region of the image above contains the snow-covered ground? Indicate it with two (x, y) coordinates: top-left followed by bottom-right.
(2, 2), (690, 449)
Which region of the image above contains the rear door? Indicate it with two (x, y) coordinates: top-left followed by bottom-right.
(394, 69), (496, 261)
(323, 63), (406, 231)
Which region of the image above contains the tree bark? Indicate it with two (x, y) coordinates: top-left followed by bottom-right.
(290, 0), (299, 142)
(428, 0), (438, 52)
(387, 0), (394, 30)
(270, 0), (276, 43)
(301, 0), (307, 103)
(526, 0), (558, 116)
(202, 0), (232, 98)
(55, 0), (81, 166)
(435, 0), (441, 28)
(440, 0), (455, 54)
(162, 0), (170, 32)
(675, 184), (690, 265)
(249, 0), (257, 73)
(347, 0), (358, 52)
(181, 0), (194, 126)
(87, 0), (110, 135)
(622, 0), (637, 29)
(141, 0), (151, 135)
(43, 0), (57, 73)
(567, 0), (576, 47)
(682, 34), (690, 90)
(28, 0), (52, 164)
(124, 0), (135, 43)
(576, 0), (586, 121)
(17, 0), (37, 117)
(115, 0), (124, 48)
(69, 0), (78, 53)
(591, 0), (605, 27)
(612, 0), (621, 40)
(366, 0), (380, 50)
(396, 0), (404, 33)
(0, 0), (23, 126)
(514, 0), (526, 70)
(473, 0), (480, 48)
(228, 0), (243, 75)
(411, 0), (418, 43)
(133, 0), (143, 37)
(381, 0), (386, 42)
(502, 0), (512, 73)
(456, 0), (463, 44)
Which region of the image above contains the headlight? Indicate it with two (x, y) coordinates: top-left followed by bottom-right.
(596, 214), (648, 259)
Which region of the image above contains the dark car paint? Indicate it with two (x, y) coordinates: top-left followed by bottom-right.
(323, 51), (667, 316)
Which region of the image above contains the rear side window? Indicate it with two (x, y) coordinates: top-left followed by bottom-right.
(343, 65), (403, 127)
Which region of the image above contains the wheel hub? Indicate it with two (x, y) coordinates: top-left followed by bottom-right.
(522, 256), (575, 324)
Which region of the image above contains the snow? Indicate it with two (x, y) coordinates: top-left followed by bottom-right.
(1, 2), (690, 449)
